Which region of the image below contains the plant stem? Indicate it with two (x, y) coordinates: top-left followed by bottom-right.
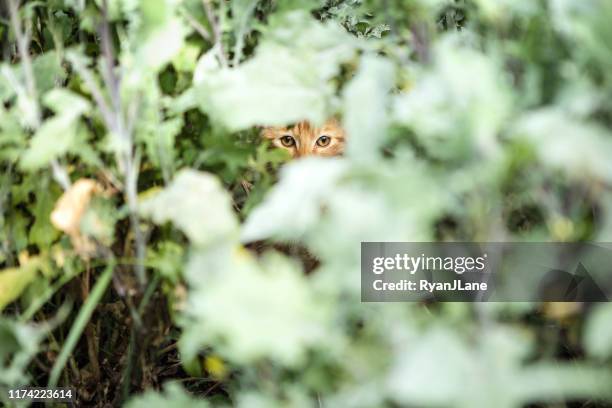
(231, 0), (257, 67)
(180, 7), (212, 41)
(120, 271), (160, 402)
(48, 261), (115, 388)
(203, 0), (228, 67)
(98, 0), (146, 286)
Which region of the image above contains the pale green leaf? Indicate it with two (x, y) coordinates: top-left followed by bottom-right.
(125, 382), (209, 408)
(20, 89), (90, 170)
(182, 251), (330, 366)
(584, 303), (612, 359)
(387, 327), (476, 407)
(342, 55), (394, 161)
(241, 158), (349, 242)
(20, 116), (81, 170)
(195, 11), (359, 130)
(393, 36), (512, 160)
(139, 169), (239, 246)
(513, 108), (612, 182)
(43, 88), (91, 115)
(474, 0), (538, 22)
(388, 325), (612, 408)
(172, 43), (201, 72)
(0, 65), (16, 102)
(136, 19), (188, 72)
(196, 45), (331, 130)
(139, 117), (183, 175)
(236, 388), (312, 408)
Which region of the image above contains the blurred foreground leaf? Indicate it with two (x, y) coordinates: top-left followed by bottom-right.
(139, 169), (239, 247)
(125, 382), (209, 408)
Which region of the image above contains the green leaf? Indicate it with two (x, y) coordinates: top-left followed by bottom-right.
(393, 36), (512, 161)
(551, 0), (612, 74)
(388, 326), (612, 407)
(139, 116), (183, 176)
(273, 0), (324, 13)
(125, 382), (209, 408)
(20, 89), (91, 170)
(171, 43), (201, 73)
(512, 108), (612, 182)
(29, 181), (62, 248)
(147, 241), (184, 282)
(0, 105), (27, 162)
(236, 389), (312, 408)
(181, 251), (330, 366)
(474, 0), (538, 23)
(5, 213), (29, 253)
(43, 88), (91, 114)
(135, 18), (188, 73)
(0, 65), (17, 103)
(79, 196), (117, 247)
(32, 52), (67, 95)
(387, 327), (476, 407)
(20, 114), (83, 170)
(0, 318), (46, 388)
(0, 259), (44, 312)
(195, 11), (359, 130)
(342, 55), (394, 161)
(139, 169), (239, 246)
(1, 51), (67, 103)
(241, 158), (348, 242)
(139, 0), (171, 29)
(584, 303), (612, 359)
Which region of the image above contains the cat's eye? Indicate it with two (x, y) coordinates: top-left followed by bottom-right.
(316, 135), (331, 147)
(279, 135), (295, 147)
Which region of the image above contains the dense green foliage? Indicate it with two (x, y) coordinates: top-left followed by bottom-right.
(2, 0), (612, 406)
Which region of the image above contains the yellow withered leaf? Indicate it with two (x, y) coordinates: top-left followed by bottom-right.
(50, 179), (102, 257)
(51, 179), (102, 234)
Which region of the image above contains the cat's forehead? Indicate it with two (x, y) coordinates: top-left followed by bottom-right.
(262, 119), (344, 137)
(319, 119), (343, 133)
(293, 119), (342, 133)
(293, 121), (313, 134)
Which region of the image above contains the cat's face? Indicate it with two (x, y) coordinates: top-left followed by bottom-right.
(261, 118), (346, 158)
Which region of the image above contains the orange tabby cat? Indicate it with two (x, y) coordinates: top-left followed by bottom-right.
(251, 118), (346, 273)
(262, 118), (346, 158)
